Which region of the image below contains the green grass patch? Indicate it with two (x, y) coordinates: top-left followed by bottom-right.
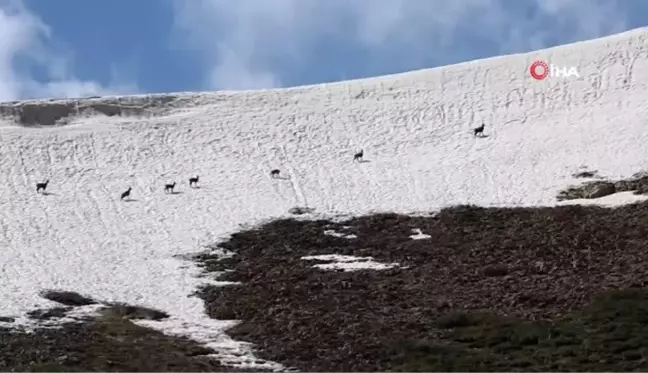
(389, 289), (648, 371)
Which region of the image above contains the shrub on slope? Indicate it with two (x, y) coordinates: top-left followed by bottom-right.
(197, 202), (648, 371)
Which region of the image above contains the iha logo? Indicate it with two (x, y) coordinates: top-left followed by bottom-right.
(529, 60), (580, 80)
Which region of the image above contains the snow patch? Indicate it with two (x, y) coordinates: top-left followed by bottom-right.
(323, 229), (357, 239)
(557, 191), (648, 207)
(410, 228), (431, 240)
(301, 254), (400, 271)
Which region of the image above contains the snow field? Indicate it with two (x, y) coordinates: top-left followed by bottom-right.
(0, 27), (647, 368)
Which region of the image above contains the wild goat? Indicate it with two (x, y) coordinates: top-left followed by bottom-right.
(36, 180), (49, 194)
(120, 187), (132, 201)
(473, 123), (485, 137)
(270, 169), (280, 178)
(164, 182), (176, 194)
(189, 176), (199, 188)
(353, 150), (363, 162)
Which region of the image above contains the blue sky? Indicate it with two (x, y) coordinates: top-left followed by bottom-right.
(1, 0), (647, 101)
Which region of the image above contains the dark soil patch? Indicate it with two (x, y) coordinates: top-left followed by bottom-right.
(27, 307), (73, 320)
(288, 206), (315, 215)
(102, 303), (170, 321)
(572, 170), (599, 178)
(0, 305), (253, 372)
(197, 202), (648, 371)
(41, 290), (97, 307)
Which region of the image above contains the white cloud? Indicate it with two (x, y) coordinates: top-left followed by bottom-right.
(0, 0), (138, 102)
(171, 0), (632, 91)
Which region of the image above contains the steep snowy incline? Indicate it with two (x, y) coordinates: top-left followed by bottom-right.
(1, 27), (648, 367)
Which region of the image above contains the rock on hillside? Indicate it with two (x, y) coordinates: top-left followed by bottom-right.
(0, 93), (209, 126)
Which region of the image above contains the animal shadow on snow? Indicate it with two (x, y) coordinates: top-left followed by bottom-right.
(41, 191), (57, 196)
(169, 191), (183, 195)
(123, 198), (139, 202)
(275, 176), (291, 180)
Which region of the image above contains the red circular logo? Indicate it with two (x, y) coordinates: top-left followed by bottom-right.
(529, 60), (549, 80)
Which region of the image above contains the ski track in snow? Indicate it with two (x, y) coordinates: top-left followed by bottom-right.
(1, 27), (648, 368)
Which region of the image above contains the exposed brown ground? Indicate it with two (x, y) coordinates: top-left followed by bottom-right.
(0, 297), (254, 372)
(4, 176), (648, 371)
(197, 201), (648, 371)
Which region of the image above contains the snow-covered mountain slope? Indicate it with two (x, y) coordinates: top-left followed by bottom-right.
(1, 27), (648, 367)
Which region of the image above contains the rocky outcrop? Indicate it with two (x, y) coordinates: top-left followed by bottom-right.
(0, 101), (149, 126)
(41, 290), (97, 307)
(557, 173), (648, 201)
(572, 170), (599, 178)
(614, 175), (648, 195)
(0, 94), (192, 126)
(558, 181), (616, 200)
